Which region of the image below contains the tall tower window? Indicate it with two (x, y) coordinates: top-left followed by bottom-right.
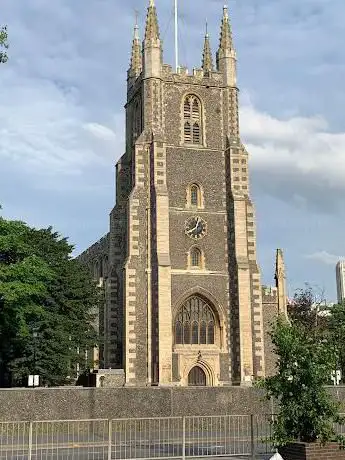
(188, 246), (205, 270)
(187, 183), (203, 208)
(183, 95), (203, 145)
(190, 185), (199, 206)
(132, 99), (142, 142)
(191, 247), (201, 268)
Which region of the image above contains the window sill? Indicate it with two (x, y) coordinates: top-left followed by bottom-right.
(182, 143), (205, 148)
(173, 344), (220, 352)
(185, 205), (204, 210)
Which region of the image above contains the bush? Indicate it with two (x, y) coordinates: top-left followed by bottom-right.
(259, 316), (344, 447)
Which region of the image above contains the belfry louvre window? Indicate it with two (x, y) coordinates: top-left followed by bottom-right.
(175, 296), (215, 345)
(183, 95), (202, 144)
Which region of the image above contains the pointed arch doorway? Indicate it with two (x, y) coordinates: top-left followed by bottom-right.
(188, 366), (207, 386)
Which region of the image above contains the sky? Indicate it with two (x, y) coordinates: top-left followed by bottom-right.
(1, 0), (345, 302)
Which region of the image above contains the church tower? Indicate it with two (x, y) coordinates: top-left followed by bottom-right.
(106, 1), (266, 386)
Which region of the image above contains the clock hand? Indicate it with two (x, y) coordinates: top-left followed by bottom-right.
(187, 219), (198, 233)
(192, 218), (200, 232)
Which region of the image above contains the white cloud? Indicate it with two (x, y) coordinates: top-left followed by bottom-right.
(241, 104), (345, 209)
(1, 0), (344, 300)
(0, 76), (123, 177)
(84, 123), (117, 141)
(305, 251), (345, 266)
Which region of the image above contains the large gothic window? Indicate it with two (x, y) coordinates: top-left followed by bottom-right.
(183, 95), (202, 145)
(174, 296), (215, 345)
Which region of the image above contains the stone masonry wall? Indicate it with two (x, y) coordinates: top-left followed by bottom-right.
(1, 386), (345, 422)
(0, 387), (271, 421)
(262, 286), (279, 377)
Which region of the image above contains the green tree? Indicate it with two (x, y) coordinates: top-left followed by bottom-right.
(0, 213), (100, 387)
(0, 26), (8, 63)
(289, 284), (328, 333)
(259, 317), (344, 447)
(328, 301), (345, 380)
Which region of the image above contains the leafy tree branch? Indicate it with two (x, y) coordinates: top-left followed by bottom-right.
(0, 26), (8, 63)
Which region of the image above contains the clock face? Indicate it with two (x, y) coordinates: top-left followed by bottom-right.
(185, 216), (207, 240)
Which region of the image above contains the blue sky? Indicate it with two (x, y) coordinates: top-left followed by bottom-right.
(1, 0), (345, 301)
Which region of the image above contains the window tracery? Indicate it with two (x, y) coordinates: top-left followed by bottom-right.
(175, 296), (215, 345)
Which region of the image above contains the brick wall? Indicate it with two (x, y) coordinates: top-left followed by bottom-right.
(279, 442), (345, 460)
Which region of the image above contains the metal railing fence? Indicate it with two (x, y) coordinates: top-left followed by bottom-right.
(0, 414), (276, 460)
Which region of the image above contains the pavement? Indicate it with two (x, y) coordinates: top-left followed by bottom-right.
(0, 429), (275, 459)
(0, 441), (275, 460)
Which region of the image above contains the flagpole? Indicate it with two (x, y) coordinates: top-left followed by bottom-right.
(174, 0), (178, 72)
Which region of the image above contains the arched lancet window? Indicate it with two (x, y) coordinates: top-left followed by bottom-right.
(174, 296), (216, 345)
(200, 321), (207, 344)
(193, 123), (200, 144)
(103, 256), (109, 278)
(184, 122), (191, 143)
(190, 185), (198, 206)
(189, 183), (202, 208)
(192, 321), (199, 344)
(93, 261), (100, 280)
(183, 95), (202, 145)
(208, 321), (214, 344)
(183, 322), (190, 344)
(192, 99), (199, 119)
(184, 99), (191, 117)
(133, 99), (142, 142)
(176, 321), (183, 344)
(190, 247), (202, 268)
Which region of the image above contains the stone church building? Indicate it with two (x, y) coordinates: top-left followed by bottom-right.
(78, 1), (287, 387)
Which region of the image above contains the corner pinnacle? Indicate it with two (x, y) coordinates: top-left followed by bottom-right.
(129, 15), (142, 77)
(219, 4), (233, 52)
(202, 23), (213, 74)
(145, 0), (160, 41)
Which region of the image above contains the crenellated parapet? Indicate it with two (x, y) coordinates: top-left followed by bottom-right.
(161, 65), (224, 85)
(127, 3), (238, 90)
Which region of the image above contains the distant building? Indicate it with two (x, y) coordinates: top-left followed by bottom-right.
(336, 260), (345, 304)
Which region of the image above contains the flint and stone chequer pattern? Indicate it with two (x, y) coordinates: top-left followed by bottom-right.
(124, 142), (148, 385)
(106, 155), (131, 368)
(150, 139), (172, 384)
